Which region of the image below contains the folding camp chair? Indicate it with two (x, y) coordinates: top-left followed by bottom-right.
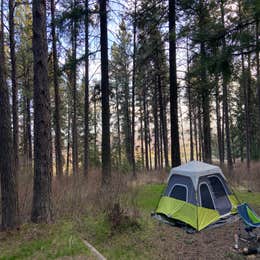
(235, 203), (260, 254)
(237, 203), (260, 229)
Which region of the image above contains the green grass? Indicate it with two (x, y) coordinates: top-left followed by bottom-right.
(78, 212), (155, 259)
(135, 184), (165, 212)
(235, 190), (260, 207)
(0, 220), (89, 260)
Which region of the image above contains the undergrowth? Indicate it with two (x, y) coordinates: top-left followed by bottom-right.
(0, 165), (260, 259)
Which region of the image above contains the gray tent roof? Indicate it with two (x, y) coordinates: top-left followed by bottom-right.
(168, 161), (226, 189)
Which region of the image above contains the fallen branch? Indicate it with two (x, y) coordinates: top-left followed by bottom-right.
(82, 239), (107, 260)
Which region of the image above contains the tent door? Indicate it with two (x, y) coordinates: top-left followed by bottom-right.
(208, 176), (232, 215)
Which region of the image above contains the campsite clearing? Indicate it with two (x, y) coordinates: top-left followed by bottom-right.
(0, 184), (259, 259)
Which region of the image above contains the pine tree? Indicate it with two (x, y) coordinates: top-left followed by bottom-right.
(31, 0), (52, 223)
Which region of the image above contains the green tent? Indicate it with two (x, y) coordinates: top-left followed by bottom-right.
(154, 161), (239, 231)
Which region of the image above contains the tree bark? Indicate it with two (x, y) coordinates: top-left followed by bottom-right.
(169, 0), (181, 167)
(179, 103), (187, 163)
(100, 0), (111, 183)
(153, 83), (159, 169)
(187, 40), (194, 161)
(9, 0), (19, 170)
(93, 87), (98, 165)
(215, 75), (223, 164)
(148, 126), (152, 170)
(66, 104), (71, 176)
(123, 81), (131, 166)
(242, 52), (250, 169)
(198, 105), (203, 161)
(143, 89), (149, 171)
(131, 0), (137, 177)
(31, 0), (52, 223)
(140, 105), (144, 170)
(51, 0), (63, 177)
(84, 0), (89, 177)
(115, 84), (121, 166)
(256, 18), (260, 128)
(25, 73), (32, 166)
(0, 0), (19, 229)
(193, 110), (199, 160)
(71, 3), (78, 175)
(220, 0), (232, 170)
(200, 42), (211, 162)
(157, 73), (169, 168)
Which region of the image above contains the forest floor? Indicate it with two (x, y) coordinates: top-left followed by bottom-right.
(0, 170), (260, 260)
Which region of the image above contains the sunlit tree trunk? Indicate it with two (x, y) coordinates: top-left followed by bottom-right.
(31, 0), (52, 223)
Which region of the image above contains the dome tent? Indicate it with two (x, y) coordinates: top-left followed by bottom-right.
(153, 161), (239, 231)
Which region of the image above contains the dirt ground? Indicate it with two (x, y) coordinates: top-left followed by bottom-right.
(150, 220), (260, 260)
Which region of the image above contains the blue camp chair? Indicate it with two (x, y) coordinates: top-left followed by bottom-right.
(237, 203), (260, 228)
(236, 203), (260, 255)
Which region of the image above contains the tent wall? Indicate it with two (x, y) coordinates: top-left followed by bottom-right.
(164, 175), (197, 205)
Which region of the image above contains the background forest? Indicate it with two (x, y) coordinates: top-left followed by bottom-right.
(0, 0), (259, 258)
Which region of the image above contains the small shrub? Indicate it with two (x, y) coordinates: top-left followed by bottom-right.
(107, 202), (140, 235)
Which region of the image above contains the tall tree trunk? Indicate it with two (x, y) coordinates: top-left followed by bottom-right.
(84, 0), (89, 177)
(221, 97), (225, 162)
(247, 53), (252, 167)
(123, 81), (132, 165)
(179, 102), (187, 163)
(66, 105), (71, 176)
(159, 119), (163, 169)
(194, 110), (199, 160)
(100, 0), (111, 183)
(215, 75), (223, 164)
(200, 43), (211, 163)
(22, 62), (32, 168)
(115, 84), (121, 166)
(220, 0), (232, 169)
(71, 10), (78, 175)
(51, 0), (63, 177)
(256, 18), (260, 129)
(187, 40), (194, 161)
(143, 94), (149, 171)
(140, 106), (144, 170)
(25, 74), (32, 166)
(0, 0), (19, 229)
(93, 88), (98, 165)
(169, 0), (181, 167)
(157, 73), (169, 168)
(188, 87), (193, 161)
(198, 105), (203, 161)
(242, 52), (250, 169)
(198, 0), (211, 163)
(153, 83), (159, 169)
(148, 126), (152, 170)
(131, 0), (137, 177)
(31, 0), (52, 223)
(22, 94), (27, 164)
(9, 0), (19, 170)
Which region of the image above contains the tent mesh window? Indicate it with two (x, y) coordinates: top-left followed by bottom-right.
(200, 183), (215, 209)
(209, 176), (227, 198)
(169, 185), (187, 202)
